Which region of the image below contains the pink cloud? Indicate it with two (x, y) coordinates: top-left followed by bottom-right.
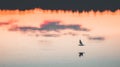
(0, 19), (17, 26)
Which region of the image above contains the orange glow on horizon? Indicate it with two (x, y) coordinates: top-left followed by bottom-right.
(0, 8), (120, 37)
(0, 8), (119, 15)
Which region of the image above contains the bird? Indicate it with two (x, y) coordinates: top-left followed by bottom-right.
(79, 40), (84, 46)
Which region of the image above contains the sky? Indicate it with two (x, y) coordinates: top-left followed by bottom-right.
(0, 0), (120, 67)
(0, 9), (120, 67)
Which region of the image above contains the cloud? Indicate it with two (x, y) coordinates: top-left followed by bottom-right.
(9, 26), (40, 32)
(40, 21), (80, 31)
(9, 21), (89, 32)
(0, 19), (17, 26)
(82, 34), (105, 40)
(8, 21), (90, 37)
(40, 21), (89, 31)
(88, 36), (105, 40)
(0, 22), (10, 26)
(63, 32), (78, 36)
(42, 34), (60, 37)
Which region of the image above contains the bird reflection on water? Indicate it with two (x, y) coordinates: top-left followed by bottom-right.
(79, 52), (85, 58)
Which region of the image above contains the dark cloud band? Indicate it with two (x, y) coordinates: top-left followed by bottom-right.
(9, 21), (89, 32)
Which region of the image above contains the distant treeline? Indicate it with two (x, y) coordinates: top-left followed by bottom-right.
(0, 0), (120, 12)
